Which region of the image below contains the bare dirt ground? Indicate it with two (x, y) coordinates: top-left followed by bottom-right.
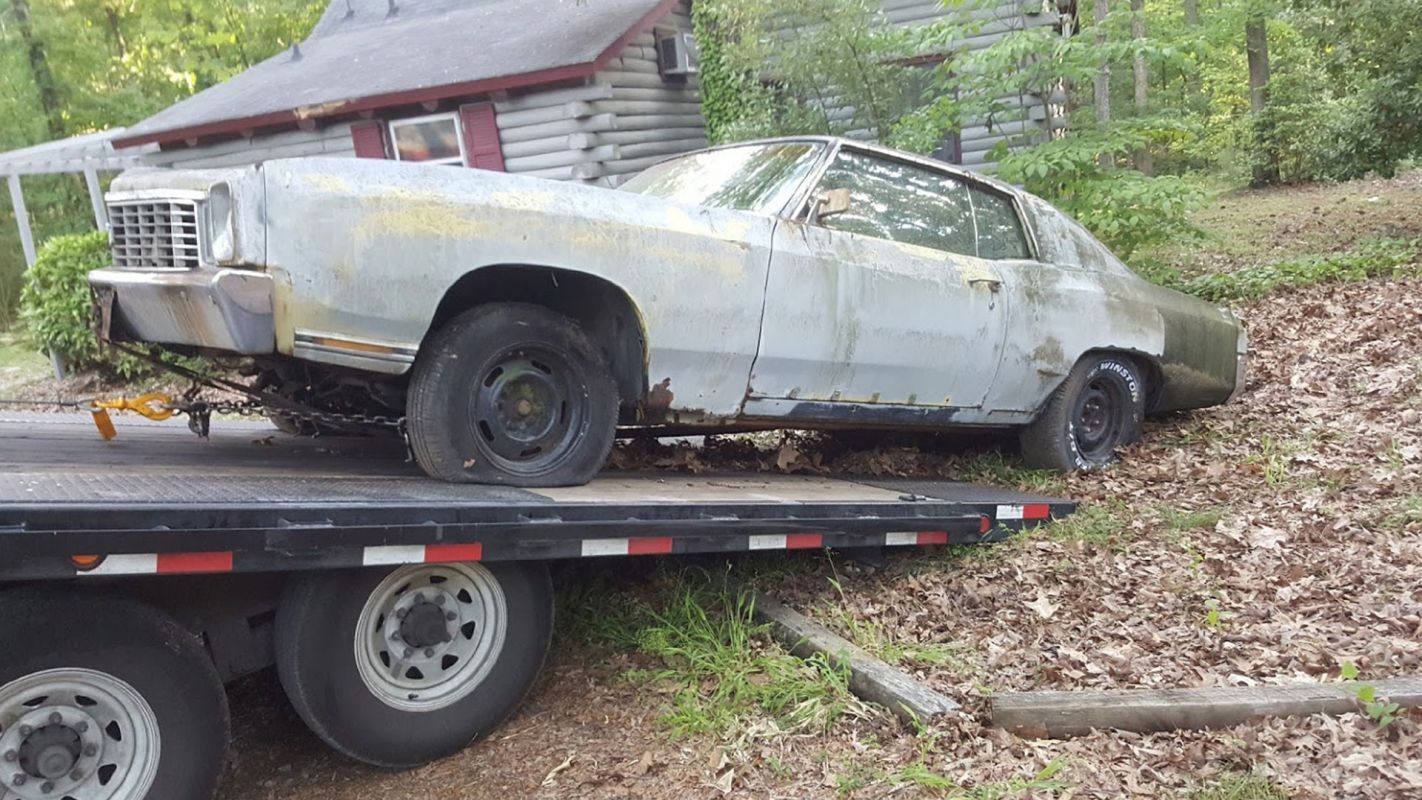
(213, 175), (1422, 798)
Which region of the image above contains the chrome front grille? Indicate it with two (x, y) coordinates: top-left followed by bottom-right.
(108, 199), (202, 269)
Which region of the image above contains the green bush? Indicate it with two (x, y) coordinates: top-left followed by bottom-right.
(17, 230), (174, 380)
(19, 231), (112, 370)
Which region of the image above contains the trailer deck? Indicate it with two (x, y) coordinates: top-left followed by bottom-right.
(0, 414), (1074, 581)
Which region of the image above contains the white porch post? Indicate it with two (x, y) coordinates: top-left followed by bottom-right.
(7, 173), (36, 267)
(7, 172), (66, 379)
(83, 167), (108, 231)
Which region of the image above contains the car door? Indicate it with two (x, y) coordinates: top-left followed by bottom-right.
(744, 147), (1010, 419)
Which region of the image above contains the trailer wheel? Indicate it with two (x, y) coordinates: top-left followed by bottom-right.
(0, 590), (228, 800)
(275, 561), (553, 768)
(1020, 354), (1146, 471)
(407, 302), (618, 487)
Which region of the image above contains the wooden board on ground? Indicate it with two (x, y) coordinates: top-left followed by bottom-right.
(992, 677), (1422, 738)
(752, 591), (960, 723)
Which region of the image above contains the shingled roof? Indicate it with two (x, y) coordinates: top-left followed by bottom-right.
(112, 0), (676, 148)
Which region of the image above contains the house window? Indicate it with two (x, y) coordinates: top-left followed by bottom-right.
(389, 112), (464, 164)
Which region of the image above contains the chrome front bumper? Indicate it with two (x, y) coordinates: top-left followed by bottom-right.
(89, 266), (275, 354)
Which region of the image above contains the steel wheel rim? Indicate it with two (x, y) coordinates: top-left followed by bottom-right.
(0, 668), (160, 800)
(467, 348), (587, 475)
(1072, 377), (1125, 461)
(355, 563), (508, 712)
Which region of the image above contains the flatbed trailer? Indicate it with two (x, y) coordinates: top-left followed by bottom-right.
(0, 415), (1073, 799)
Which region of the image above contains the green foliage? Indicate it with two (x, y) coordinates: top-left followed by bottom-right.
(692, 0), (920, 143)
(1189, 774), (1290, 800)
(561, 567), (859, 740)
(1340, 662), (1404, 730)
(996, 121), (1206, 257)
(1174, 238), (1421, 301)
(16, 231), (198, 379)
(17, 231), (113, 371)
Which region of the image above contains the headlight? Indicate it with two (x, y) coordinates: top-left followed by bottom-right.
(206, 182), (235, 263)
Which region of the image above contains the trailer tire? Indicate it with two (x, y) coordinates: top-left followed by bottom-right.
(408, 302), (618, 487)
(0, 589), (228, 800)
(275, 561), (553, 768)
(1020, 354), (1145, 471)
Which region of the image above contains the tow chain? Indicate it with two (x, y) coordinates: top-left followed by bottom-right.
(0, 343), (409, 452)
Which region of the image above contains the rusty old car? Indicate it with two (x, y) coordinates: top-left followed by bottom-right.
(90, 136), (1246, 486)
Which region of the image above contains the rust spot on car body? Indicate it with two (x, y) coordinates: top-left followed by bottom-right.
(642, 378), (675, 421)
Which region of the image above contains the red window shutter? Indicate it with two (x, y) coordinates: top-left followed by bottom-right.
(459, 103), (506, 171)
(350, 120), (389, 159)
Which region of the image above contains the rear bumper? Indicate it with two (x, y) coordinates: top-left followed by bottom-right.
(89, 266), (275, 354)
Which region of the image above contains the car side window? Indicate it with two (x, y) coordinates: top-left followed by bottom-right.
(814, 151), (977, 258)
(969, 186), (1032, 260)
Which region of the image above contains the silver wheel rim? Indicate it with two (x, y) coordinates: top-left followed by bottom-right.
(0, 668), (159, 800)
(355, 563), (508, 712)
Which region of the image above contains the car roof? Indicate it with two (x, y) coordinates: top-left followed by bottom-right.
(683, 135), (1027, 200)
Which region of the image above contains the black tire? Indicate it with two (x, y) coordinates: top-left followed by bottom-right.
(0, 589), (229, 800)
(407, 302), (618, 486)
(1020, 353), (1146, 471)
(274, 561), (554, 768)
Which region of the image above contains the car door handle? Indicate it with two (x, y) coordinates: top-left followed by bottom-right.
(968, 277), (1002, 292)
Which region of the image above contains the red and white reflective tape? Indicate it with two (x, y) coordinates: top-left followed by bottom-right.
(996, 504), (1051, 521)
(581, 536), (676, 557)
(748, 533), (824, 551)
(883, 531), (951, 546)
(361, 543), (484, 566)
(77, 551), (234, 577)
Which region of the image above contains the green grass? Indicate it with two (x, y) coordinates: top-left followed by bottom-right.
(1041, 499), (1132, 549)
(1379, 494), (1422, 533)
(1156, 237), (1420, 302)
(1188, 774), (1290, 800)
(559, 567), (861, 741)
(952, 452), (1065, 495)
(0, 330), (49, 391)
(855, 756), (1069, 799)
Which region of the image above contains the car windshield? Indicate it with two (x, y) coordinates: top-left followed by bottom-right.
(620, 142), (826, 214)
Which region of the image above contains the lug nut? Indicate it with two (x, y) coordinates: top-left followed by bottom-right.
(48, 712), (62, 725)
(396, 608), (408, 620)
(83, 745), (97, 757)
(12, 774), (25, 787)
(40, 780), (53, 793)
(445, 611), (456, 621)
(69, 770), (82, 781)
(18, 726), (31, 737)
(74, 722), (88, 733)
(404, 647), (414, 658)
(435, 595), (446, 606)
(423, 648), (434, 658)
(2, 751), (14, 762)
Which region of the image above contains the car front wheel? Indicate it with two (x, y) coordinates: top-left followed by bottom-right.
(407, 302), (618, 486)
(1020, 353), (1145, 471)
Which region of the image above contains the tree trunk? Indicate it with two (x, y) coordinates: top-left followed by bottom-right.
(1183, 0), (1201, 111)
(1094, 0), (1113, 166)
(1246, 16), (1279, 185)
(12, 0), (66, 140)
(1131, 0), (1152, 174)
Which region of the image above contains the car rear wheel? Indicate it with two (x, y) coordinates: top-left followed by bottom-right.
(274, 562), (554, 768)
(1020, 354), (1145, 471)
(0, 589), (229, 800)
(407, 302), (618, 486)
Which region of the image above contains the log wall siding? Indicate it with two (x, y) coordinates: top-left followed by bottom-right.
(491, 2), (704, 187)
